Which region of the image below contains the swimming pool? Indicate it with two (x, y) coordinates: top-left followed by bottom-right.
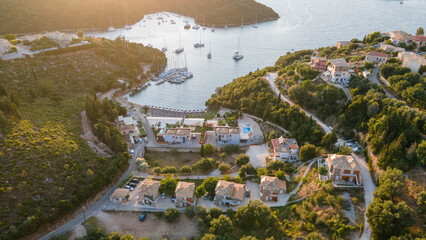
(242, 127), (251, 134)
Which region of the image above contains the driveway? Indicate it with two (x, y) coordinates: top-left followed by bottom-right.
(245, 144), (269, 168)
(264, 73), (332, 134)
(370, 67), (394, 99)
(352, 153), (375, 240)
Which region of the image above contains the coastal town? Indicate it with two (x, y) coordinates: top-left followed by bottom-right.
(0, 1), (425, 239)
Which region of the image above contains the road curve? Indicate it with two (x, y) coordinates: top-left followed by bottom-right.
(264, 72), (332, 134)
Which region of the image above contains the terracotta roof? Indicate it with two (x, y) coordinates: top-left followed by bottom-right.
(329, 58), (349, 67)
(164, 128), (191, 136)
(138, 179), (160, 197)
(215, 180), (245, 201)
(175, 181), (195, 199)
(290, 144), (299, 149)
(215, 127), (240, 135)
(413, 35), (426, 42)
(261, 176), (287, 192)
(111, 188), (129, 199)
(326, 154), (360, 172)
(272, 137), (298, 152)
(366, 51), (389, 58)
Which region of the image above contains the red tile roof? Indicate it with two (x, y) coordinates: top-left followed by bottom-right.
(413, 35), (426, 42)
(271, 139), (279, 150)
(367, 51), (389, 58)
(290, 144), (299, 149)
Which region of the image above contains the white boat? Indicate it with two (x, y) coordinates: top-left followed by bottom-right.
(192, 25), (200, 30)
(170, 20), (176, 24)
(108, 17), (116, 32)
(203, 27), (207, 30)
(240, 15), (244, 28)
(194, 31), (205, 48)
(147, 44), (153, 48)
(211, 25), (216, 32)
(252, 13), (258, 28)
(175, 30), (184, 54)
(124, 16), (132, 30)
(233, 38), (244, 60)
(161, 47), (168, 52)
(207, 39), (212, 59)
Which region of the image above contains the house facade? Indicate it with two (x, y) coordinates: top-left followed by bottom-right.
(0, 39), (12, 56)
(271, 136), (299, 161)
(402, 54), (426, 74)
(309, 56), (327, 72)
(45, 31), (77, 45)
(336, 41), (350, 48)
(116, 116), (140, 145)
(175, 181), (195, 208)
(163, 128), (191, 144)
(328, 58), (351, 85)
(380, 44), (405, 53)
(326, 154), (362, 186)
(110, 188), (130, 203)
(138, 179), (160, 206)
(412, 35), (426, 49)
(260, 176), (286, 202)
(389, 30), (412, 45)
(214, 126), (240, 145)
(365, 51), (389, 64)
(214, 180), (245, 207)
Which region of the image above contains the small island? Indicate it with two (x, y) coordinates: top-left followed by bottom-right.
(0, 0), (279, 34)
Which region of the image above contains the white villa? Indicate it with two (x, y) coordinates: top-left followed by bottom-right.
(116, 116), (140, 145)
(326, 154), (362, 186)
(214, 126), (240, 145)
(45, 31), (77, 45)
(163, 128), (192, 144)
(327, 58), (351, 85)
(365, 51), (389, 64)
(401, 53), (426, 74)
(271, 136), (299, 161)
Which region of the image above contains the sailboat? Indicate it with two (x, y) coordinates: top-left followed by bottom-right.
(124, 16), (132, 30)
(147, 33), (153, 48)
(194, 30), (205, 48)
(161, 35), (167, 52)
(175, 30), (184, 54)
(108, 17), (116, 32)
(207, 39), (212, 59)
(192, 17), (200, 29)
(202, 17), (206, 30)
(233, 38), (243, 60)
(211, 25), (216, 32)
(240, 15), (244, 28)
(252, 13), (258, 28)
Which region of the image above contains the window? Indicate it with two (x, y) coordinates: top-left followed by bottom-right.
(343, 170), (350, 174)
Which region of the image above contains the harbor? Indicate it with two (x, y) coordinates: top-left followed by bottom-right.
(151, 67), (193, 85)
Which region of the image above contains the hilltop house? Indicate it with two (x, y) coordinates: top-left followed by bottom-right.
(0, 39), (12, 56)
(389, 30), (412, 45)
(412, 35), (426, 49)
(214, 180), (245, 207)
(163, 128), (191, 144)
(110, 188), (130, 203)
(402, 54), (426, 74)
(365, 51), (389, 64)
(260, 176), (287, 202)
(309, 56), (327, 72)
(326, 154), (362, 186)
(116, 116), (140, 145)
(336, 41), (350, 48)
(271, 136), (299, 162)
(45, 31), (77, 45)
(214, 126), (240, 145)
(327, 58), (351, 85)
(175, 181), (195, 208)
(380, 44), (405, 53)
(138, 179), (160, 206)
(398, 51), (418, 62)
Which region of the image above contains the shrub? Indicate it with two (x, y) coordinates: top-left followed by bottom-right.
(218, 163), (231, 173)
(180, 165), (192, 174)
(235, 154), (250, 167)
(164, 208), (180, 222)
(208, 207), (223, 219)
(184, 206), (197, 218)
(153, 167), (161, 174)
(159, 176), (178, 196)
(161, 166), (177, 174)
(204, 143), (215, 155)
(193, 158), (216, 172)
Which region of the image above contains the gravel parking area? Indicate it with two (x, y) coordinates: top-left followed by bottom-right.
(245, 144), (270, 168)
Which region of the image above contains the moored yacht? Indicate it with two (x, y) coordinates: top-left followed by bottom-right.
(233, 38), (243, 60)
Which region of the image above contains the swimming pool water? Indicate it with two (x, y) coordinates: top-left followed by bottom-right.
(243, 127), (251, 134)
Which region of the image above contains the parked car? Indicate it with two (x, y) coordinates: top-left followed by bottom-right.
(171, 195), (176, 202)
(245, 191), (250, 198)
(161, 193), (166, 199)
(128, 183), (137, 188)
(130, 149), (135, 155)
(130, 178), (140, 184)
(139, 213), (147, 222)
(124, 185), (134, 191)
(143, 137), (149, 143)
(208, 195), (214, 201)
(203, 193), (209, 200)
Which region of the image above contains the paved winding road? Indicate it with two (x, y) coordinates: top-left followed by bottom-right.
(370, 67), (394, 99)
(265, 72), (332, 134)
(351, 153), (375, 240)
